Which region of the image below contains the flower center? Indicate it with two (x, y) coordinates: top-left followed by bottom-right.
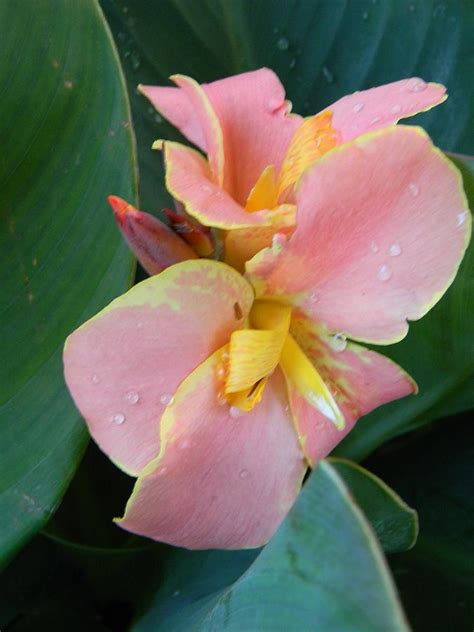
(221, 300), (344, 428)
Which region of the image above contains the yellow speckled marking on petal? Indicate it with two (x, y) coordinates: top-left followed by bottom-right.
(277, 111), (339, 198)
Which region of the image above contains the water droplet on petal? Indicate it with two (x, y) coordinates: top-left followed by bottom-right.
(408, 182), (419, 197)
(239, 469), (249, 479)
(370, 241), (379, 253)
(230, 406), (244, 419)
(160, 393), (174, 406)
(370, 116), (381, 125)
(157, 466), (168, 476)
(352, 102), (364, 113)
(391, 104), (402, 114)
(215, 363), (225, 380)
(200, 184), (212, 193)
(389, 243), (402, 256)
(126, 391), (140, 404)
(377, 264), (392, 282)
(407, 78), (427, 93)
(91, 373), (100, 384)
(309, 292), (318, 305)
(329, 333), (347, 352)
(277, 37), (289, 51)
(112, 413), (125, 425)
(177, 438), (190, 450)
(457, 210), (468, 227)
(216, 390), (227, 406)
(136, 321), (143, 329)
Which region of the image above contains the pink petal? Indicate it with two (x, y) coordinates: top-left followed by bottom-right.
(117, 356), (306, 549)
(248, 126), (471, 344)
(287, 313), (416, 466)
(138, 84), (206, 151)
(109, 196), (197, 275)
(204, 68), (302, 204)
(329, 77), (446, 143)
(164, 141), (270, 229)
(63, 261), (254, 476)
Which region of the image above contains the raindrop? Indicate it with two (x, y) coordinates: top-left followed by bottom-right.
(370, 241), (379, 253)
(157, 466), (168, 476)
(216, 390), (227, 406)
(177, 438), (190, 450)
(160, 393), (174, 406)
(131, 51), (140, 70)
(200, 184), (212, 193)
(147, 106), (154, 115)
(391, 104), (402, 114)
(362, 10), (369, 20)
(406, 78), (426, 93)
(112, 413), (125, 425)
(352, 102), (364, 113)
(136, 321), (143, 329)
(230, 406), (243, 419)
(322, 66), (334, 84)
(309, 292), (318, 304)
(329, 333), (347, 353)
(126, 391), (140, 404)
(457, 211), (468, 227)
(215, 363), (225, 379)
(91, 373), (100, 384)
(370, 116), (381, 125)
(377, 264), (392, 282)
(154, 113), (162, 124)
(277, 37), (289, 51)
(64, 80), (73, 89)
(408, 182), (419, 197)
(389, 243), (402, 257)
(289, 58), (297, 70)
(239, 469), (249, 479)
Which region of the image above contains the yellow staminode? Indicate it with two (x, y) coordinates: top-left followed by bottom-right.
(223, 300), (345, 429)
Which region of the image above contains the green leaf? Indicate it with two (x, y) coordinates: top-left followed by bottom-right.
(0, 0), (136, 569)
(329, 458), (418, 553)
(133, 461), (409, 632)
(366, 412), (474, 630)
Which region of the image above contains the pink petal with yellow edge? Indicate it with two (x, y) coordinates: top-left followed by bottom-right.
(286, 313), (416, 466)
(170, 74), (225, 186)
(63, 261), (254, 477)
(248, 126), (471, 344)
(204, 68), (302, 204)
(117, 354), (306, 549)
(164, 141), (271, 229)
(138, 84), (206, 151)
(109, 196), (197, 275)
(329, 77), (446, 142)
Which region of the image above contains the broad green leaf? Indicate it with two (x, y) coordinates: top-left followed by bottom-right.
(102, 0), (474, 458)
(0, 0), (136, 569)
(329, 458), (418, 553)
(366, 413), (474, 630)
(133, 461), (409, 632)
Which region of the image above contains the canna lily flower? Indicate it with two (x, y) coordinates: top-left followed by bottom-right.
(63, 69), (470, 549)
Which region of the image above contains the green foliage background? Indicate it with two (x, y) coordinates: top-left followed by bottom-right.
(1, 0), (472, 630)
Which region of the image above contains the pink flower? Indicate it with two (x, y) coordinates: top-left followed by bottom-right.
(63, 69), (470, 549)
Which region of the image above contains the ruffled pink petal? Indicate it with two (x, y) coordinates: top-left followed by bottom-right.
(248, 126), (471, 344)
(205, 68), (302, 204)
(63, 261), (254, 476)
(117, 357), (306, 549)
(164, 141), (271, 229)
(138, 84), (206, 151)
(329, 77), (446, 143)
(286, 314), (416, 466)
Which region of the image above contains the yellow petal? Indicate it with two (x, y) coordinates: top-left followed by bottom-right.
(250, 300), (292, 332)
(277, 110), (338, 198)
(245, 165), (278, 212)
(225, 329), (287, 394)
(279, 334), (345, 429)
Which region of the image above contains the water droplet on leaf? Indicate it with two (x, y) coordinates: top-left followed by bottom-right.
(277, 37), (289, 51)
